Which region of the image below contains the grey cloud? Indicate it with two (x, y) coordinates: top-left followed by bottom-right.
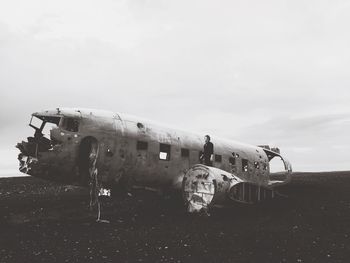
(1, 0), (350, 172)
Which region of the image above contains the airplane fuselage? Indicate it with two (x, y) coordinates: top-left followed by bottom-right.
(17, 108), (292, 207)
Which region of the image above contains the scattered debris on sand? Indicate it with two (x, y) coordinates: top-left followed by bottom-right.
(1, 172), (350, 262)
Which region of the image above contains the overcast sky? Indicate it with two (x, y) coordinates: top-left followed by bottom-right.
(1, 0), (350, 175)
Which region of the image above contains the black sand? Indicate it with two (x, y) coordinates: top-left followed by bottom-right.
(1, 172), (350, 262)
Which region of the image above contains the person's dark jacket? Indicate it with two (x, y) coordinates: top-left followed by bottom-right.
(203, 142), (214, 166)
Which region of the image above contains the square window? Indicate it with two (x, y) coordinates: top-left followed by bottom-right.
(159, 143), (171, 161)
(229, 157), (236, 165)
(181, 148), (189, 157)
(215, 154), (222, 162)
(62, 117), (79, 132)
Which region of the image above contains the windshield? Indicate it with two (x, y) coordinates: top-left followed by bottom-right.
(29, 116), (44, 130)
(29, 115), (61, 139)
(41, 122), (59, 139)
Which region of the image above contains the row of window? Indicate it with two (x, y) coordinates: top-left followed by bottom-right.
(136, 140), (267, 170)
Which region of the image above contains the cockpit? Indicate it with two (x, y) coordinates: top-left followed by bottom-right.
(16, 110), (81, 174)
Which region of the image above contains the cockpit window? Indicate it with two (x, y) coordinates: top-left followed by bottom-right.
(61, 117), (79, 132)
(42, 122), (59, 139)
(30, 116), (44, 130)
(29, 116), (61, 139)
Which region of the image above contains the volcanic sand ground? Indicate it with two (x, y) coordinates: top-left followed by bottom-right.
(1, 172), (350, 262)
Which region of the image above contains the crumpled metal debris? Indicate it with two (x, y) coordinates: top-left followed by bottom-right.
(18, 154), (38, 174)
(186, 181), (214, 213)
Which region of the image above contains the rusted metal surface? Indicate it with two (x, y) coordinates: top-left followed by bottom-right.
(16, 108), (293, 212)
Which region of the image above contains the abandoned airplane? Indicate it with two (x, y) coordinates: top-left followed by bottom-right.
(16, 108), (292, 212)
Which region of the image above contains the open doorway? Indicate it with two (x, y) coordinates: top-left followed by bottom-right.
(78, 137), (98, 185)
